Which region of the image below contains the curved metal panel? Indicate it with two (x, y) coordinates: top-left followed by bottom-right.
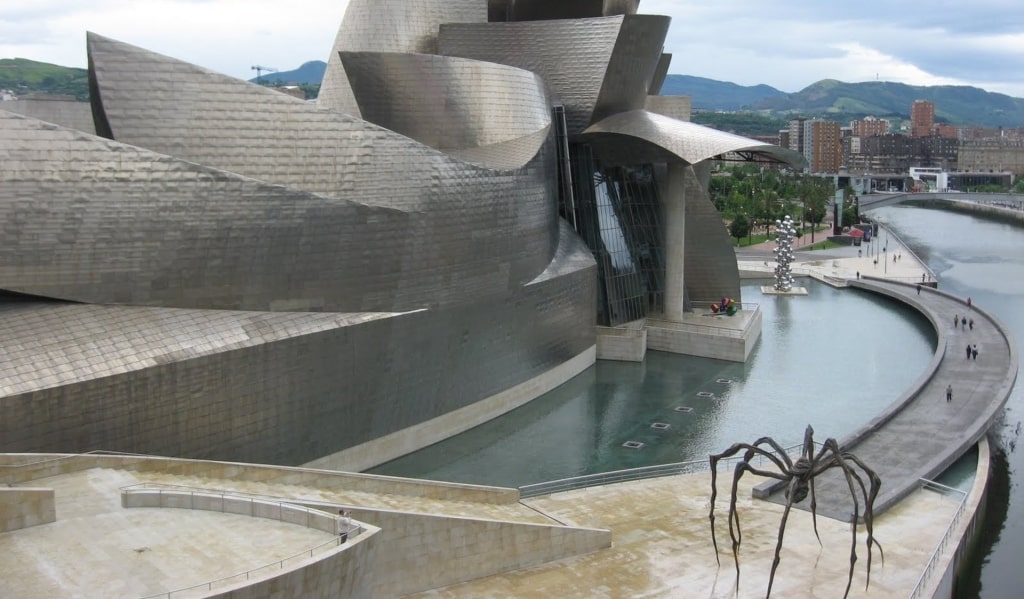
(0, 267), (596, 464)
(340, 51), (550, 159)
(592, 15), (670, 123)
(0, 110), (556, 312)
(500, 0), (639, 20)
(649, 52), (671, 95)
(86, 34), (555, 228)
(439, 16), (626, 134)
(318, 0), (487, 116)
(582, 109), (808, 167)
(680, 163), (743, 303)
(447, 128), (553, 170)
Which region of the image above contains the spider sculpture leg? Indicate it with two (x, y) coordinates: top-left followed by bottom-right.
(800, 427), (825, 546)
(808, 438), (883, 598)
(765, 482), (801, 599)
(708, 440), (793, 565)
(708, 440), (793, 591)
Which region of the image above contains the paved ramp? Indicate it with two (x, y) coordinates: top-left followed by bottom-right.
(757, 279), (1017, 521)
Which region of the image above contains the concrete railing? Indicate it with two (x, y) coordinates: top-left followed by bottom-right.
(907, 480), (970, 599)
(519, 444), (806, 498)
(122, 484), (369, 599)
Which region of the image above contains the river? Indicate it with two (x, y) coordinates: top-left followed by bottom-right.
(868, 204), (1024, 599)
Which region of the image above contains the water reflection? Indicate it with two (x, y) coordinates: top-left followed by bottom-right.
(371, 278), (935, 488)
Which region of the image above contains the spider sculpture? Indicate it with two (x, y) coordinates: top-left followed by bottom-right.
(708, 425), (882, 598)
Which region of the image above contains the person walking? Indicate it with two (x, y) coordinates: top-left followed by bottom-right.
(967, 296), (972, 310)
(973, 344), (978, 360)
(954, 314), (959, 328)
(338, 509), (352, 543)
(946, 384), (953, 402)
(961, 316), (967, 330)
(917, 283), (921, 295)
(969, 318), (974, 331)
(967, 343), (973, 359)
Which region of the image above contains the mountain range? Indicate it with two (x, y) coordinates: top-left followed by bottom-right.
(7, 57), (1024, 130)
(664, 75), (1024, 129)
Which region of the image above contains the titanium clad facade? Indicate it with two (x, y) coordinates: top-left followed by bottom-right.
(581, 109), (806, 165)
(339, 52), (551, 153)
(0, 107), (595, 464)
(591, 15), (670, 124)
(0, 249), (594, 465)
(439, 17), (627, 134)
(489, 0), (640, 20)
(646, 95), (692, 122)
(318, 0), (487, 116)
(0, 111), (558, 314)
(440, 15), (669, 134)
(649, 53), (672, 96)
(680, 163), (745, 304)
(0, 1), (805, 468)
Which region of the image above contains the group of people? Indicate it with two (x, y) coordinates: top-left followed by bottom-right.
(954, 314), (975, 331)
(947, 297), (979, 404)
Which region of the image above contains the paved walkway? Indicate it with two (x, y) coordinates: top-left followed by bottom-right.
(760, 279), (1017, 519)
(2, 460), (961, 599)
(739, 222), (1019, 521)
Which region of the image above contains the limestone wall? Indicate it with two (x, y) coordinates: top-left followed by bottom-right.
(0, 488), (55, 532)
(344, 508), (611, 597)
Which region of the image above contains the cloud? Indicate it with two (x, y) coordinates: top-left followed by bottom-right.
(0, 0), (348, 79)
(3, 0), (1024, 97)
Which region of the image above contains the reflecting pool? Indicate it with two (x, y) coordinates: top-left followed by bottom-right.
(371, 278), (936, 487)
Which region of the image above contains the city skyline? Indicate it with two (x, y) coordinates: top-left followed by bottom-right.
(4, 1), (1024, 97)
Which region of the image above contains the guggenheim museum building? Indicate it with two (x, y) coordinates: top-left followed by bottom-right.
(0, 0), (804, 471)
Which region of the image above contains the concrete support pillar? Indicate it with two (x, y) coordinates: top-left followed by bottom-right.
(661, 162), (687, 321)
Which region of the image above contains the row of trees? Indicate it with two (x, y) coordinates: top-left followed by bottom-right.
(709, 164), (852, 245)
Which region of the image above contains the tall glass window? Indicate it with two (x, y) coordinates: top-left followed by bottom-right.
(565, 145), (665, 326)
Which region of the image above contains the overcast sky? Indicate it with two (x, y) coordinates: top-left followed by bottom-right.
(4, 1), (1024, 97)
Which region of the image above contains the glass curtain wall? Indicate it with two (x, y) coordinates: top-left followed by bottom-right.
(562, 144), (665, 326)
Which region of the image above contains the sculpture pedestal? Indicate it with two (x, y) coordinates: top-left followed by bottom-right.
(760, 286), (808, 295)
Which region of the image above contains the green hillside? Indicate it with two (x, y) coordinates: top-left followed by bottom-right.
(750, 79), (1024, 127)
(0, 58), (89, 100)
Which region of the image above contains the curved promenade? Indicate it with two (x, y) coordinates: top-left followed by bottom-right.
(758, 277), (1018, 520)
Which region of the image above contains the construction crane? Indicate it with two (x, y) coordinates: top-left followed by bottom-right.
(250, 65), (278, 84)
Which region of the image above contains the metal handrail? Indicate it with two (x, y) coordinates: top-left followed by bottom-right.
(518, 443), (807, 498)
(123, 484), (362, 599)
(907, 479), (970, 599)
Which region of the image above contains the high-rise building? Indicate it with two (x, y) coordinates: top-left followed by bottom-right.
(910, 100), (935, 138)
(803, 119), (842, 173)
(851, 116), (890, 137)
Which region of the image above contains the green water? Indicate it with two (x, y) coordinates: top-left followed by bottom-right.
(371, 278), (936, 487)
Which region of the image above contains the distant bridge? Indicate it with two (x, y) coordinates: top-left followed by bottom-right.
(860, 191), (1024, 212)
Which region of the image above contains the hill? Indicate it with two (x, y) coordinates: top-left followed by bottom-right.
(0, 58), (89, 100)
(663, 75), (1024, 129)
(750, 79), (1024, 127)
(660, 75), (784, 111)
(248, 61), (326, 85)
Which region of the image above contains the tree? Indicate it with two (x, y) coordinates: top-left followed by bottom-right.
(729, 214), (751, 245)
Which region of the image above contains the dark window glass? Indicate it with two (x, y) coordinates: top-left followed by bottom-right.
(565, 145), (665, 326)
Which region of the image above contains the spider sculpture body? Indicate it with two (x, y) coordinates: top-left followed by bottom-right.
(708, 425), (882, 598)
